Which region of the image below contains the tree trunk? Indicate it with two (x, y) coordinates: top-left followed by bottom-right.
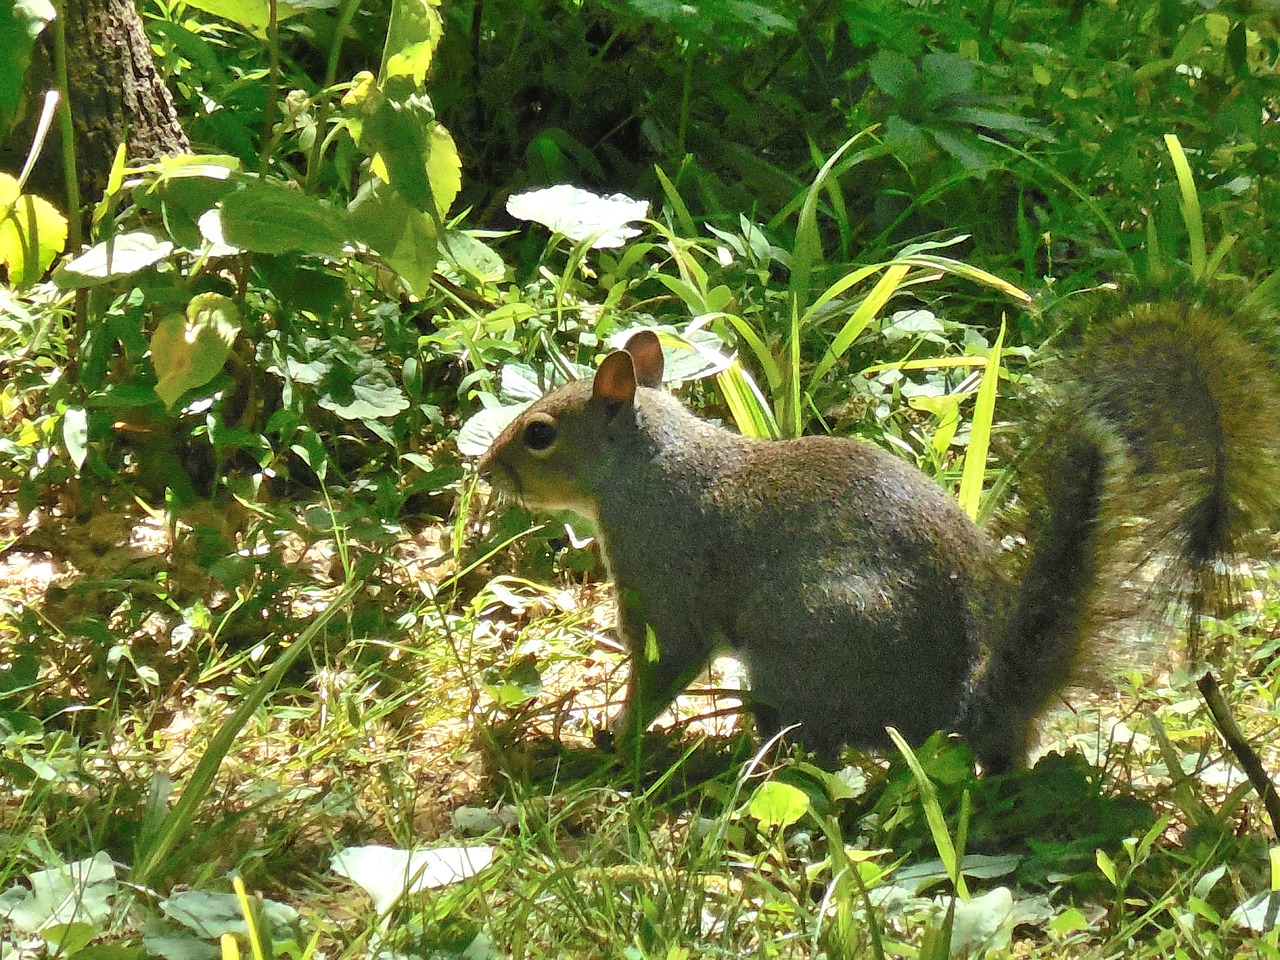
(56, 0), (190, 207)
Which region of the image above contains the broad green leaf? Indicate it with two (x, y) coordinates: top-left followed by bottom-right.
(349, 182), (437, 293)
(0, 173), (67, 286)
(0, 854), (116, 934)
(869, 49), (919, 99)
(41, 922), (96, 956)
(745, 781), (810, 829)
(219, 180), (349, 257)
(457, 403), (529, 457)
(425, 121), (461, 221)
(317, 355), (410, 421)
(151, 294), (242, 410)
(948, 887), (1015, 955)
(152, 161), (240, 249)
(380, 0), (443, 85)
(159, 889), (298, 939)
(178, 0), (336, 36)
(359, 90), (438, 214)
(618, 0), (793, 39)
(55, 231), (173, 287)
(0, 0), (55, 133)
(440, 229), (504, 283)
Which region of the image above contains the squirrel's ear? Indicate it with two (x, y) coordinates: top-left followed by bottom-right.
(593, 350), (638, 405)
(624, 330), (664, 388)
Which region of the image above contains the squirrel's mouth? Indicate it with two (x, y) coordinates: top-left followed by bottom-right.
(480, 459), (524, 506)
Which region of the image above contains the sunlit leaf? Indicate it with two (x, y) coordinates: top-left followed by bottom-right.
(179, 0), (337, 37)
(0, 173), (67, 287)
(426, 121), (461, 220)
(506, 185), (648, 249)
(62, 407), (87, 469)
(331, 844), (495, 914)
(151, 294), (242, 409)
(380, 0), (443, 85)
(745, 781), (810, 829)
(349, 181), (437, 293)
(55, 231), (173, 287)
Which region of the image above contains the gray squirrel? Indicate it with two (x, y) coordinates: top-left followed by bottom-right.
(478, 305), (1280, 771)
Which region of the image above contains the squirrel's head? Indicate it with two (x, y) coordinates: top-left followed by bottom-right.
(478, 330), (665, 517)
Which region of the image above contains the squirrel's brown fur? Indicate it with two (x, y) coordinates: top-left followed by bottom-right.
(479, 305), (1280, 771)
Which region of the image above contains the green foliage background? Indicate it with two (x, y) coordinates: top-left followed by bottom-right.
(1, 0), (1280, 957)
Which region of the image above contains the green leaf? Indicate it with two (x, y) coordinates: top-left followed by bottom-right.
(349, 182), (438, 294)
(957, 321), (1004, 521)
(55, 231), (172, 288)
(41, 922), (96, 956)
(869, 49), (918, 100)
(0, 173), (67, 286)
(1164, 133), (1206, 279)
(920, 52), (975, 100)
(715, 357), (779, 439)
(746, 781), (810, 830)
(425, 121), (461, 221)
(159, 889), (298, 939)
(318, 357), (410, 421)
(2, 854), (116, 936)
(887, 728), (969, 899)
(0, 0), (55, 133)
(219, 180), (350, 257)
(151, 294), (242, 410)
(380, 0), (443, 85)
(1095, 848), (1118, 886)
(440, 229), (504, 283)
(178, 0), (336, 36)
(359, 90), (438, 214)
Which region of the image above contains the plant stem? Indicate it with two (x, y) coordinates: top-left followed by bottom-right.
(262, 0), (280, 175)
(52, 10), (81, 250)
(306, 0), (363, 190)
(1197, 670), (1280, 841)
(52, 4), (87, 375)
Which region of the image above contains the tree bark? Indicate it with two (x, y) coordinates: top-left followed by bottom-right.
(56, 0), (190, 205)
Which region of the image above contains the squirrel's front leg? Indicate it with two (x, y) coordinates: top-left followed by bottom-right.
(599, 587), (715, 751)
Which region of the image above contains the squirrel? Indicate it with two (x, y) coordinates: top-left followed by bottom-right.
(477, 304), (1280, 772)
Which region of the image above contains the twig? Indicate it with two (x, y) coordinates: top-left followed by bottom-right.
(1197, 670), (1280, 840)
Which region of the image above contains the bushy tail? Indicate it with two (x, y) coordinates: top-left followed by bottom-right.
(963, 304), (1280, 772)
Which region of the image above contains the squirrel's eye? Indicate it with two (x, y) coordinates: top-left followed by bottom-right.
(523, 420), (557, 451)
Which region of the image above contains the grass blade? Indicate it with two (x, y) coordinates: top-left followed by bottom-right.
(808, 263), (911, 386)
(132, 577), (365, 888)
(1164, 133), (1206, 279)
(957, 319), (1004, 520)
